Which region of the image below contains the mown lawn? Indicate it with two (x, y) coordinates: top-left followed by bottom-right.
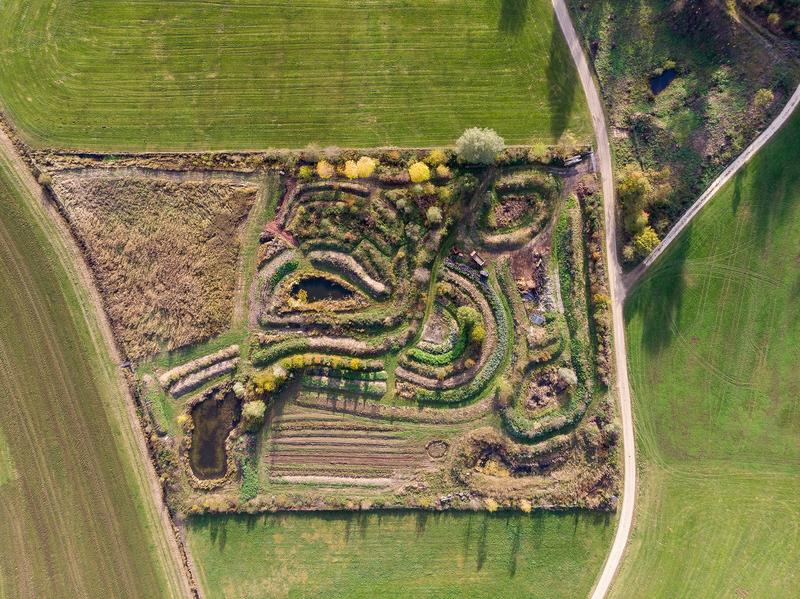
(0, 150), (186, 596)
(187, 510), (613, 599)
(615, 107), (800, 597)
(0, 0), (589, 151)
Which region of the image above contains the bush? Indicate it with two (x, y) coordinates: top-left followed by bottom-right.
(408, 162), (431, 183)
(617, 164), (652, 234)
(242, 399), (266, 431)
(435, 164), (452, 180)
(426, 205), (443, 226)
(754, 88), (775, 110)
(633, 226), (660, 258)
(343, 160), (359, 179)
(356, 156), (377, 178)
(425, 149), (447, 166)
(456, 305), (480, 327)
(470, 323), (486, 345)
(455, 128), (505, 165)
(316, 160), (334, 179)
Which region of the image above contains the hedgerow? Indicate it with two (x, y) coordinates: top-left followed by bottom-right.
(250, 338), (310, 367)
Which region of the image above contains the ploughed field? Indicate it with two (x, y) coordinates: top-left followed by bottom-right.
(0, 0), (590, 150)
(26, 141), (619, 516)
(615, 105), (800, 597)
(0, 139), (185, 595)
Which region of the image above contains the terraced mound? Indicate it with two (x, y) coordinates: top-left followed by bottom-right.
(0, 0), (590, 150)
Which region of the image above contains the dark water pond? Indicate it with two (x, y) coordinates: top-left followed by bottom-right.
(190, 391), (241, 480)
(292, 276), (352, 302)
(649, 68), (677, 95)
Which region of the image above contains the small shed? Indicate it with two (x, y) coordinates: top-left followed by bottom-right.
(530, 312), (546, 326)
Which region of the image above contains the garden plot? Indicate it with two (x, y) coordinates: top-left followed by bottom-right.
(29, 143), (619, 515)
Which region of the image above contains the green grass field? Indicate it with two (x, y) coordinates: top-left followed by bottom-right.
(187, 510), (614, 599)
(0, 150), (187, 596)
(613, 107), (800, 597)
(0, 0), (589, 151)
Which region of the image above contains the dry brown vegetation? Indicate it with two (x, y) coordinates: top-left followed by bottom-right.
(51, 174), (256, 358)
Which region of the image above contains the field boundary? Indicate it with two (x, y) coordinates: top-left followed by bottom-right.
(0, 113), (199, 599)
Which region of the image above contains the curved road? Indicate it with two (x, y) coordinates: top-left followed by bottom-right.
(553, 2), (800, 597)
(551, 3), (636, 597)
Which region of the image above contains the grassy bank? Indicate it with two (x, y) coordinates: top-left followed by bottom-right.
(187, 510), (613, 598)
(615, 106), (800, 597)
(0, 150), (187, 596)
(0, 0), (590, 150)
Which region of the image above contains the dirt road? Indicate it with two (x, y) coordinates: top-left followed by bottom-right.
(551, 2), (637, 598)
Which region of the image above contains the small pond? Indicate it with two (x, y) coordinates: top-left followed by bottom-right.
(189, 391), (241, 480)
(292, 276), (352, 302)
(649, 68), (677, 95)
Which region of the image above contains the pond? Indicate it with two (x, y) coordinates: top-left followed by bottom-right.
(189, 391), (241, 480)
(292, 276), (352, 302)
(649, 68), (677, 95)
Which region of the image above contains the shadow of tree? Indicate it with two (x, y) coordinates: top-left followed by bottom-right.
(547, 11), (578, 142)
(498, 0), (528, 35)
(625, 223), (691, 355)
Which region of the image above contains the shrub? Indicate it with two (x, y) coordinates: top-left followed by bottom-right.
(456, 305), (480, 327)
(425, 149), (447, 166)
(356, 156), (377, 178)
(754, 88), (775, 110)
(298, 165), (313, 179)
(528, 141), (549, 163)
(470, 323), (486, 345)
(455, 128), (505, 165)
(316, 160), (334, 179)
(633, 226), (660, 258)
(494, 377), (513, 409)
(622, 244), (636, 263)
(242, 400), (266, 431)
(435, 164), (452, 180)
(483, 498), (499, 512)
(426, 205), (443, 226)
(408, 162), (431, 183)
(617, 164), (652, 234)
(176, 413), (190, 429)
(343, 160), (359, 179)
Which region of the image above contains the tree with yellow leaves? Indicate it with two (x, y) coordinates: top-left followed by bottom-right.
(408, 161), (431, 183)
(343, 160), (358, 179)
(316, 160), (334, 179)
(356, 156), (377, 178)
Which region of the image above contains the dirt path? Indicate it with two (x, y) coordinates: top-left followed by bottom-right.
(0, 119), (197, 598)
(551, 2), (637, 598)
(624, 83), (800, 291)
